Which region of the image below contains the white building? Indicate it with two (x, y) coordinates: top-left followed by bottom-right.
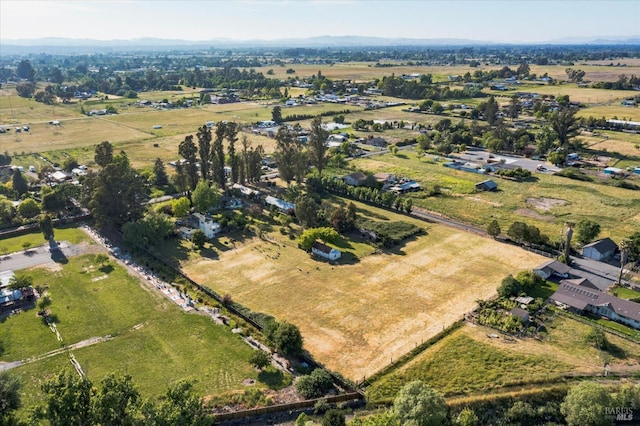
(192, 213), (221, 239)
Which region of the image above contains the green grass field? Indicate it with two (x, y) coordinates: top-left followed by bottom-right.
(367, 317), (640, 403)
(347, 151), (640, 242)
(1, 254), (281, 418)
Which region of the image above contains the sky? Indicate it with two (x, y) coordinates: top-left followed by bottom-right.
(1, 0), (639, 44)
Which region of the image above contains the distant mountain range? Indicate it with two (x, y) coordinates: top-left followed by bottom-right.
(1, 35), (639, 55)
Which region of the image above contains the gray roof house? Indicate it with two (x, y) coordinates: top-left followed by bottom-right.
(343, 172), (368, 187)
(550, 280), (640, 329)
(311, 242), (341, 261)
(532, 260), (572, 280)
(582, 237), (618, 261)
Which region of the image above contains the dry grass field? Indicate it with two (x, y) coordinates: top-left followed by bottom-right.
(578, 104), (640, 122)
(180, 203), (544, 381)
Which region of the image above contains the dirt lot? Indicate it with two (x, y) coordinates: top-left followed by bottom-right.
(181, 223), (544, 381)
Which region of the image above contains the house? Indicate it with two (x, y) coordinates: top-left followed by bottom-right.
(50, 170), (72, 183)
(603, 167), (624, 176)
(550, 280), (640, 329)
(390, 180), (421, 194)
(343, 172), (368, 187)
(582, 238), (618, 261)
(192, 213), (221, 239)
(374, 172), (398, 189)
(264, 196), (295, 214)
(362, 136), (388, 148)
(475, 179), (498, 192)
(533, 259), (572, 280)
(311, 241), (341, 261)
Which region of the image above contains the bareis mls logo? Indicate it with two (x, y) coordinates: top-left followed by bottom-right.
(605, 407), (635, 423)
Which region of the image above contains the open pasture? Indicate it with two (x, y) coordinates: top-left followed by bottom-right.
(367, 317), (640, 403)
(180, 200), (544, 381)
(350, 152), (640, 242)
(578, 103), (640, 122)
(499, 83), (634, 105)
(1, 254), (268, 416)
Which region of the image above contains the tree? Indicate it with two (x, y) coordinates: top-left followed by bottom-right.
(39, 213), (54, 241)
(272, 106), (283, 124)
(0, 197), (15, 225)
(550, 107), (581, 150)
(457, 407), (479, 426)
(619, 238), (631, 285)
(576, 220), (601, 245)
(295, 369), (333, 398)
(508, 95), (520, 119)
(585, 327), (609, 350)
(0, 372), (22, 424)
(484, 96), (499, 125)
(63, 156), (79, 173)
(227, 122), (239, 184)
(393, 380), (447, 426)
(179, 135), (199, 190)
(274, 321), (303, 355)
(16, 81), (36, 98)
(93, 373), (140, 426)
(94, 141), (114, 168)
(295, 195), (320, 228)
(86, 153), (146, 229)
(8, 274), (33, 290)
(275, 126), (305, 184)
(12, 168), (28, 197)
(323, 409), (346, 426)
(16, 59), (35, 81)
(153, 158), (169, 186)
(565, 68), (586, 83)
(18, 198), (41, 219)
(308, 116), (329, 177)
(152, 379), (211, 426)
(191, 180), (219, 214)
(172, 197), (191, 218)
(487, 220), (501, 239)
(37, 294), (52, 315)
(38, 371), (94, 426)
(561, 381), (612, 426)
(209, 123), (226, 190)
(93, 253), (109, 267)
(299, 227), (339, 251)
(196, 125), (212, 181)
(192, 229), (206, 249)
(497, 274), (520, 298)
(249, 350), (271, 370)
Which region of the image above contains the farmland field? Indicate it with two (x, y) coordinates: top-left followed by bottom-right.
(178, 198), (544, 381)
(348, 152), (640, 242)
(0, 254), (273, 417)
(367, 318), (640, 403)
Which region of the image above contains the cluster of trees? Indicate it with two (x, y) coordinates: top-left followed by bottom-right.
(317, 176), (413, 214)
(591, 74), (640, 90)
(0, 370), (212, 426)
(497, 271), (544, 298)
(376, 73), (485, 100)
(274, 116), (330, 185)
(507, 221), (550, 246)
(176, 123), (264, 196)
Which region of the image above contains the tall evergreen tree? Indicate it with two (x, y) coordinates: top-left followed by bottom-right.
(153, 158), (168, 186)
(212, 123), (227, 190)
(11, 168), (28, 197)
(308, 116), (329, 177)
(226, 122), (239, 184)
(178, 135), (199, 190)
(196, 125), (212, 181)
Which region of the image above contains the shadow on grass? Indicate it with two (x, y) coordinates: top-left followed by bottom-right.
(210, 239), (232, 253)
(199, 246), (219, 260)
(606, 343), (627, 360)
(98, 264), (114, 274)
(338, 252), (360, 265)
(258, 367), (290, 390)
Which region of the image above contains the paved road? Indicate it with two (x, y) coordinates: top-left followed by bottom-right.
(0, 241), (81, 273)
(452, 150), (560, 174)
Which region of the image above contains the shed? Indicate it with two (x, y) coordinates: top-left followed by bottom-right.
(603, 167), (623, 175)
(475, 179), (498, 192)
(311, 242), (341, 261)
(511, 307), (530, 324)
(582, 237), (618, 261)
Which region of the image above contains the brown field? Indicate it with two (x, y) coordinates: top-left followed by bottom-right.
(578, 104), (640, 122)
(180, 205), (544, 381)
(499, 83), (634, 104)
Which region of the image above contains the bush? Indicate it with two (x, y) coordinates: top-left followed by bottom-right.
(296, 369), (333, 399)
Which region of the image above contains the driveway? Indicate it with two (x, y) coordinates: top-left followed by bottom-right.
(0, 241), (84, 273)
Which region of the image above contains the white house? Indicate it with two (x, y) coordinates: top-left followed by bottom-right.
(311, 242), (341, 261)
(192, 213), (221, 239)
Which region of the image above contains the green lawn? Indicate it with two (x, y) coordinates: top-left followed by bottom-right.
(2, 255), (283, 419)
(0, 227), (90, 255)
